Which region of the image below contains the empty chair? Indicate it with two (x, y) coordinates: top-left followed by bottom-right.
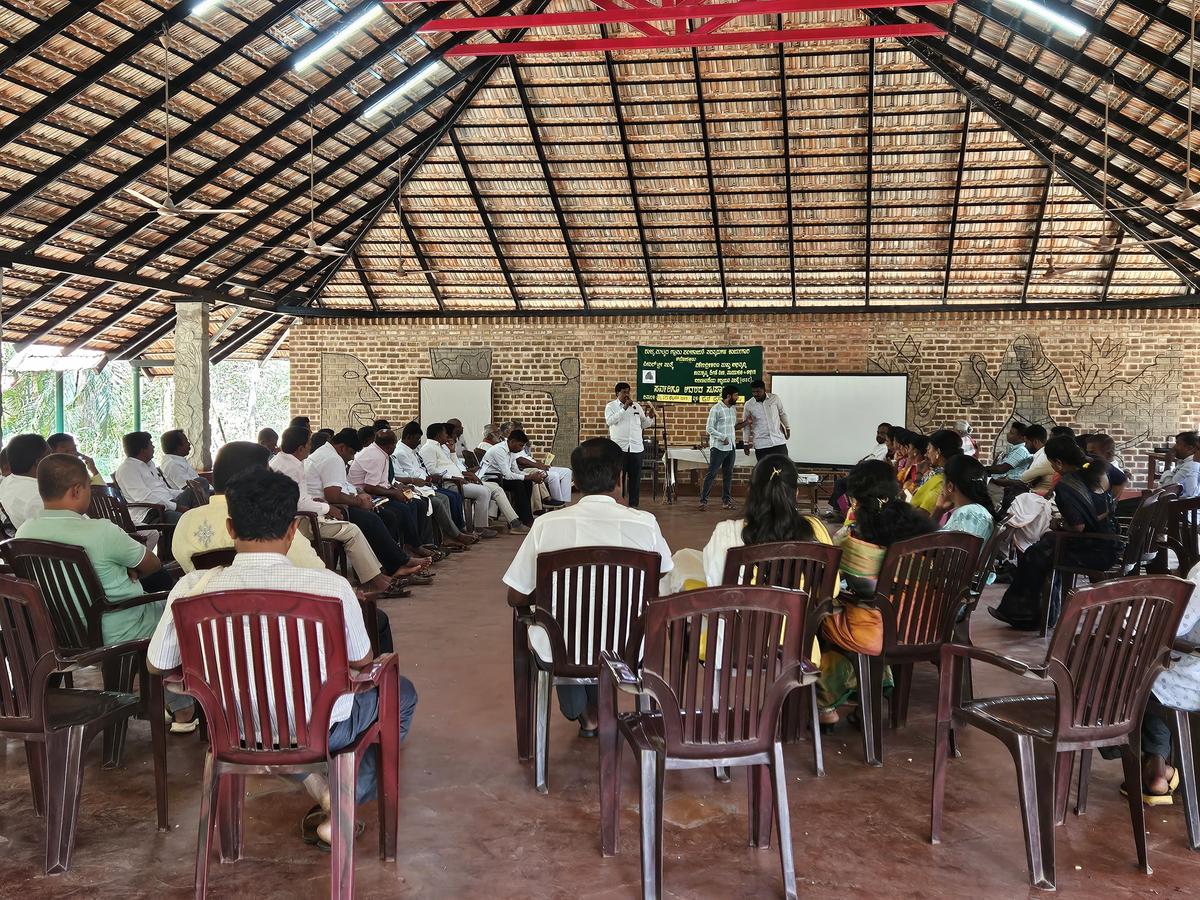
(510, 546), (660, 792)
(931, 576), (1194, 890)
(598, 586), (811, 899)
(168, 589), (405, 899)
(721, 540), (841, 775)
(0, 574), (167, 874)
(848, 531), (981, 766)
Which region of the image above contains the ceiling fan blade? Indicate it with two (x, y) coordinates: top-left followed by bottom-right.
(176, 206), (247, 215)
(122, 186), (163, 207)
(1126, 236), (1180, 246)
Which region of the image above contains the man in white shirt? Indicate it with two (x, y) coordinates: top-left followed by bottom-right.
(271, 425), (429, 591)
(47, 432), (105, 485)
(742, 378), (790, 461)
(159, 429), (212, 498)
(700, 384), (746, 510)
(385, 424), (477, 549)
(503, 437), (674, 732)
(311, 428), (435, 559)
(1159, 430), (1200, 499)
(477, 429), (543, 529)
(420, 423), (500, 538)
(865, 422), (891, 462)
(148, 467), (418, 849)
(604, 381), (655, 508)
(114, 431), (199, 524)
(0, 433), (48, 528)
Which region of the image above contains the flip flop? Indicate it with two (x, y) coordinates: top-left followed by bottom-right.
(316, 819), (366, 852)
(301, 804), (324, 845)
(365, 585), (410, 600)
(1120, 766), (1180, 806)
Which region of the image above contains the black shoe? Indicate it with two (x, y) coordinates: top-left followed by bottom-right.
(987, 606), (1038, 631)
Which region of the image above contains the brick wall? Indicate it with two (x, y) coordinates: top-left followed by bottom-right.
(289, 308), (1198, 488)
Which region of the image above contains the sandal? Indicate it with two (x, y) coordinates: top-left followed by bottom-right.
(301, 804), (325, 845)
(316, 819), (366, 852)
(1120, 766), (1181, 806)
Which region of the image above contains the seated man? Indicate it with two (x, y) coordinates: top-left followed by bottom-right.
(0, 433), (48, 528)
(991, 423), (1052, 511)
(827, 422), (891, 515)
(477, 429), (542, 530)
(19, 453), (194, 731)
(147, 468), (417, 847)
(115, 431), (198, 524)
(47, 432), (105, 485)
(986, 421), (1033, 506)
(387, 424), (476, 549)
(420, 423), (498, 538)
(160, 429), (211, 496)
(1159, 430), (1200, 499)
(257, 427), (280, 455)
(270, 425), (428, 592)
(511, 431), (572, 507)
(503, 438), (673, 734)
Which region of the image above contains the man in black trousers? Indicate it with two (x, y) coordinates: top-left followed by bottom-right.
(603, 381), (655, 508)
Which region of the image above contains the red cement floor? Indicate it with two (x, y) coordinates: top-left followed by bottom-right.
(2, 500), (1200, 898)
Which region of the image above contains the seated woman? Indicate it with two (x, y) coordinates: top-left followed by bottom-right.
(988, 436), (1119, 631)
(1084, 432), (1128, 500)
(940, 454), (996, 540)
(821, 459), (935, 725)
(911, 429), (962, 516)
(901, 434), (930, 498)
(891, 428), (912, 484)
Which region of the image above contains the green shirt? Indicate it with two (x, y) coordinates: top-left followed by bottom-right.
(15, 509), (163, 645)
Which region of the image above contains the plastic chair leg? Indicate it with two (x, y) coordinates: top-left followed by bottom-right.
(329, 752), (358, 900)
(101, 652), (136, 768)
(930, 714), (952, 844)
(146, 671), (169, 831)
(24, 741), (45, 817)
(856, 653), (884, 767)
(1010, 736), (1057, 890)
(217, 775), (245, 862)
(378, 673), (401, 862)
(42, 725), (86, 874)
(194, 753), (220, 900)
(599, 680), (623, 858)
(1175, 709), (1200, 851)
(890, 663), (913, 730)
(1121, 742), (1152, 875)
(808, 685), (825, 777)
(513, 615), (534, 763)
(713, 765), (730, 783)
(769, 743), (798, 900)
(637, 749), (665, 900)
(534, 668), (552, 794)
(1074, 749), (1092, 816)
(748, 764), (773, 849)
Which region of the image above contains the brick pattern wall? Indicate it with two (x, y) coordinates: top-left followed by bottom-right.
(289, 308), (1199, 488)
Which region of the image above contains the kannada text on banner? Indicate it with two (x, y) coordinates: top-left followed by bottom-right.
(636, 345), (764, 404)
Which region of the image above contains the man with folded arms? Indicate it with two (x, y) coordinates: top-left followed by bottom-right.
(477, 429), (543, 531)
(420, 423), (499, 538)
(148, 468), (418, 849)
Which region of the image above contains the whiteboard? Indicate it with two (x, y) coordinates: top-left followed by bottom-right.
(419, 378), (493, 449)
(770, 373), (907, 467)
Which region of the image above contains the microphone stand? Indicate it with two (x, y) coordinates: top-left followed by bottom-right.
(659, 403), (674, 505)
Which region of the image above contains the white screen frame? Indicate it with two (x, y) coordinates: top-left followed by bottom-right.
(418, 378), (493, 449)
(769, 372), (907, 467)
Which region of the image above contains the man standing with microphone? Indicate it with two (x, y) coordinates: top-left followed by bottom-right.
(605, 381), (655, 508)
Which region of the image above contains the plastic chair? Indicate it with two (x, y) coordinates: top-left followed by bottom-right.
(191, 547), (236, 570)
(296, 510), (349, 576)
(88, 484), (172, 540)
(598, 586), (810, 899)
(0, 573), (167, 874)
(510, 546), (660, 792)
(1039, 488), (1168, 636)
(168, 589), (405, 899)
(931, 575), (1194, 889)
(1167, 496), (1200, 576)
(1, 537), (170, 767)
(721, 540), (840, 776)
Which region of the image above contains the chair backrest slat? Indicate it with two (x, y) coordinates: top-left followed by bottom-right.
(533, 547), (661, 677)
(1120, 490), (1168, 573)
(88, 485), (137, 532)
(172, 590), (352, 764)
(642, 587), (805, 760)
(0, 575), (57, 729)
(2, 539), (112, 652)
(874, 532), (982, 654)
(1046, 576), (1193, 742)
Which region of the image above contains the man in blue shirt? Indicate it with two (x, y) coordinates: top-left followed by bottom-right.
(700, 385), (748, 510)
(986, 421), (1033, 506)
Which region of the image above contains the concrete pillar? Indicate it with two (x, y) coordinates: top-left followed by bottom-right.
(174, 302), (211, 470)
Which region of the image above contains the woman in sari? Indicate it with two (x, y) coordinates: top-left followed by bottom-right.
(820, 459), (935, 725)
(940, 454), (995, 540)
(988, 436), (1119, 630)
(901, 434), (930, 497)
(911, 428), (962, 515)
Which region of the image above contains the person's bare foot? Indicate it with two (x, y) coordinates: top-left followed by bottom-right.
(1143, 754), (1175, 796)
(395, 559), (431, 576)
(455, 532), (480, 545)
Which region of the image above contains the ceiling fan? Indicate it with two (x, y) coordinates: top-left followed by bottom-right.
(392, 149), (435, 277)
(268, 111), (347, 258)
(123, 30), (246, 218)
(1070, 80), (1186, 250)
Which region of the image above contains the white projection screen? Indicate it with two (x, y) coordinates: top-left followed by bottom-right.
(419, 378), (492, 449)
(771, 373), (908, 467)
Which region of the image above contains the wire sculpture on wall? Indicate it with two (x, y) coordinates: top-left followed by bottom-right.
(501, 357), (581, 463)
(430, 347), (493, 378)
(320, 352), (381, 429)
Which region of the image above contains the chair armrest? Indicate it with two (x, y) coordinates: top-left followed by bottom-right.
(1174, 638), (1200, 656)
(507, 590), (534, 610)
(106, 591), (170, 613)
(599, 649), (644, 697)
(126, 502), (166, 513)
(941, 643), (1047, 680)
(61, 638), (152, 669)
(351, 652), (398, 691)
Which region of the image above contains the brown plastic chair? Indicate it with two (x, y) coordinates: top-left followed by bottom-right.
(169, 589), (405, 899)
(1, 537), (169, 767)
(0, 573), (167, 874)
(296, 510), (349, 576)
(930, 575), (1194, 889)
(89, 484), (170, 538)
(1167, 496), (1200, 576)
(191, 547), (236, 570)
(510, 546), (660, 793)
(843, 531), (981, 767)
(1039, 488), (1168, 636)
(721, 540), (841, 776)
(598, 586), (810, 899)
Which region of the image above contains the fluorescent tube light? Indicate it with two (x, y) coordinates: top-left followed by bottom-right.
(1007, 0), (1087, 37)
(361, 61), (441, 119)
(192, 0), (222, 15)
(8, 345), (106, 372)
(294, 4), (384, 71)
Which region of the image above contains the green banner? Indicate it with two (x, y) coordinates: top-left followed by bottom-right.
(636, 345), (764, 404)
